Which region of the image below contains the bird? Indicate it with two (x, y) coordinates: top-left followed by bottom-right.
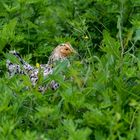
(6, 42), (76, 92)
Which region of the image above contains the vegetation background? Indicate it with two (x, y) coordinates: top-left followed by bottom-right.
(0, 0), (140, 139)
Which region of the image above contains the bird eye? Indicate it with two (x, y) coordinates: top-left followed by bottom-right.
(65, 48), (69, 51)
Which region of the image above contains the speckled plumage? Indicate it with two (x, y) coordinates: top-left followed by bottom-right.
(6, 43), (75, 92)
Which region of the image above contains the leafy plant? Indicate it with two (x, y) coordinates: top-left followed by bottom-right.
(0, 0), (140, 139)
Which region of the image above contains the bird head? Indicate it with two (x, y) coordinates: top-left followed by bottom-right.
(55, 42), (76, 57)
(48, 42), (76, 65)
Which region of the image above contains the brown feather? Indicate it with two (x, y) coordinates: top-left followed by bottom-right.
(48, 43), (76, 65)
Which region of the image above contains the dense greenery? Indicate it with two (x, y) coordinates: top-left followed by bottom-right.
(0, 0), (140, 139)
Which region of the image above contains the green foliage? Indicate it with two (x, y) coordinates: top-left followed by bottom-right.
(0, 0), (140, 139)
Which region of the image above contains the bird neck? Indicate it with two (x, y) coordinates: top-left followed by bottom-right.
(48, 52), (66, 65)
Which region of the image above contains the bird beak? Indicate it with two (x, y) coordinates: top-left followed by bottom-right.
(71, 48), (77, 54)
(65, 42), (77, 54)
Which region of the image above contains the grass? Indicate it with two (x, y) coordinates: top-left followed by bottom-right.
(0, 0), (140, 139)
